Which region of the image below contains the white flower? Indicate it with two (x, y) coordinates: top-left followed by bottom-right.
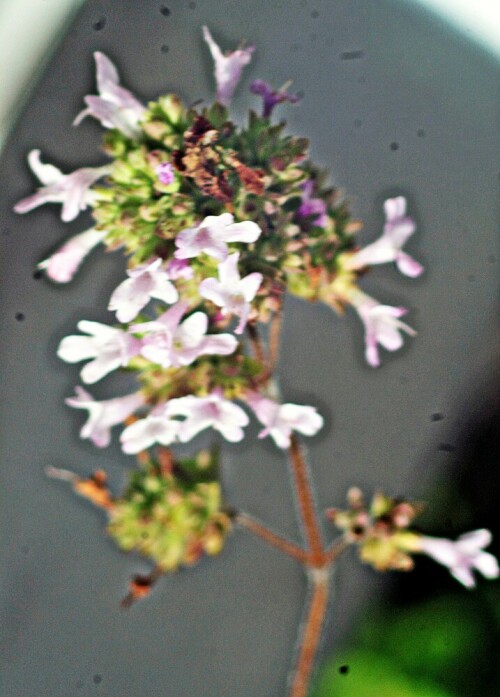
(38, 228), (106, 283)
(167, 392), (249, 443)
(73, 52), (146, 139)
(419, 529), (499, 588)
(65, 386), (145, 447)
(347, 197), (423, 278)
(199, 253), (263, 334)
(14, 150), (110, 222)
(57, 321), (141, 384)
(120, 405), (180, 454)
(108, 257), (178, 323)
(349, 290), (416, 368)
(202, 26), (255, 106)
(174, 213), (261, 261)
(131, 301), (238, 368)
(246, 391), (324, 449)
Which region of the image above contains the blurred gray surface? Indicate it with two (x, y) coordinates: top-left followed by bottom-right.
(0, 1), (498, 696)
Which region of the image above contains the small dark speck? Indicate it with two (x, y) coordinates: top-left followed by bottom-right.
(92, 17), (106, 31)
(15, 312), (25, 322)
(438, 443), (456, 453)
(188, 1), (197, 8)
(390, 142), (399, 151)
(467, 274), (475, 282)
(161, 44), (169, 53)
(310, 32), (317, 41)
(21, 545), (30, 554)
(3, 228), (10, 235)
(357, 76), (366, 84)
(160, 5), (171, 15)
(291, 43), (301, 52)
(76, 680), (85, 689)
(93, 674), (102, 685)
(339, 664), (350, 675)
(340, 50), (364, 60)
(487, 254), (496, 263)
(311, 10), (319, 18)
(417, 129), (426, 137)
(400, 376), (408, 384)
(296, 90), (304, 99)
(431, 412), (444, 422)
(33, 270), (43, 280)
(354, 119), (362, 128)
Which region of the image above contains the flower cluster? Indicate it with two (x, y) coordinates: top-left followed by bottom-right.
(14, 27), (435, 577)
(327, 488), (499, 588)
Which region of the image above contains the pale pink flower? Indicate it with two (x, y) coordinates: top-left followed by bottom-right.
(57, 321), (141, 384)
(73, 52), (146, 139)
(156, 162), (175, 185)
(347, 196), (423, 277)
(166, 258), (194, 281)
(131, 301), (237, 368)
(14, 150), (110, 222)
(65, 386), (145, 448)
(120, 404), (180, 454)
(202, 26), (255, 106)
(38, 228), (106, 283)
(108, 257), (178, 323)
(419, 529), (499, 588)
(199, 252), (263, 334)
(174, 213), (261, 261)
(349, 291), (416, 368)
(246, 391), (323, 449)
(167, 391), (249, 443)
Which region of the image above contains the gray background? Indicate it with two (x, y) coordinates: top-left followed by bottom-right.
(0, 1), (498, 696)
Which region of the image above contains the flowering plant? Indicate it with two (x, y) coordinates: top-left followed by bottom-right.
(15, 26), (497, 697)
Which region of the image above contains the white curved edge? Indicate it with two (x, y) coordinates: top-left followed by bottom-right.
(0, 0), (88, 154)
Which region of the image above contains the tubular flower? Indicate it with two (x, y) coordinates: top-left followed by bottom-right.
(202, 26), (255, 106)
(246, 391), (324, 449)
(57, 321), (141, 384)
(347, 196), (423, 277)
(249, 79), (301, 118)
(120, 405), (181, 454)
(418, 529), (499, 588)
(13, 150), (110, 222)
(167, 391), (250, 443)
(73, 51), (146, 138)
(199, 252), (263, 334)
(108, 257), (178, 323)
(174, 212), (262, 261)
(38, 228), (107, 283)
(131, 301), (238, 368)
(348, 289), (416, 367)
(66, 386), (145, 447)
(297, 180), (328, 228)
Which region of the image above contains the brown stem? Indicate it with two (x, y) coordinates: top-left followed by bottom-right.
(288, 436), (324, 561)
(290, 570), (330, 697)
(246, 322), (266, 364)
(324, 538), (349, 565)
(268, 308), (283, 372)
(237, 513), (309, 564)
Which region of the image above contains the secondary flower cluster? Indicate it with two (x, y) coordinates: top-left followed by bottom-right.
(327, 488), (499, 589)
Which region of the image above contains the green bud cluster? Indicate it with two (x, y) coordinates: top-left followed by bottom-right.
(327, 488), (424, 572)
(107, 451), (231, 571)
